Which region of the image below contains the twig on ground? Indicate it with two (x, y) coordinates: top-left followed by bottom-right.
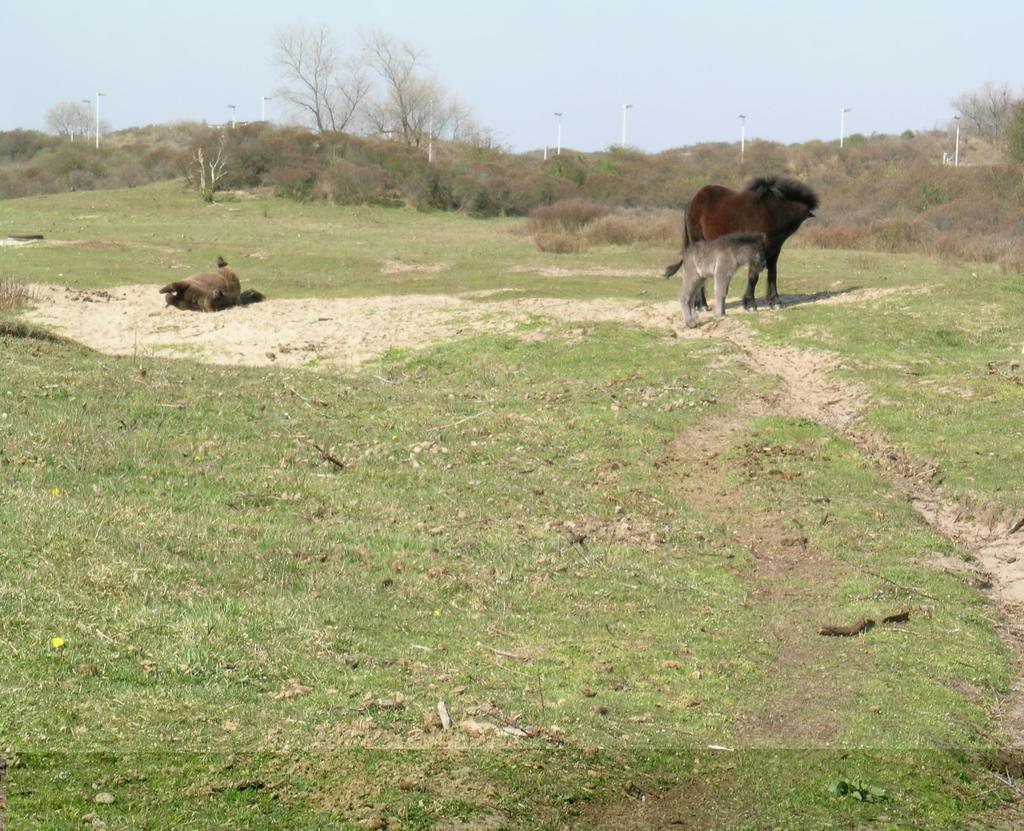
(477, 642), (532, 662)
(429, 409), (489, 437)
(863, 569), (937, 600)
(302, 439), (345, 470)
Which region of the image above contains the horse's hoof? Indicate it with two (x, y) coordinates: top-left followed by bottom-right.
(742, 297), (756, 311)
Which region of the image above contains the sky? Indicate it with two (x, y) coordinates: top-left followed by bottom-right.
(3, 0), (1021, 153)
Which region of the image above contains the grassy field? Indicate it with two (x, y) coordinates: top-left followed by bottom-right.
(2, 183), (1023, 829)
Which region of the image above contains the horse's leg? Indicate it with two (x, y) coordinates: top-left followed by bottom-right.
(766, 249), (782, 308)
(680, 265), (702, 328)
(742, 263), (760, 311)
(713, 265), (732, 319)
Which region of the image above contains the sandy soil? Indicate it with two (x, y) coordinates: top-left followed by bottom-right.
(22, 283), (905, 369)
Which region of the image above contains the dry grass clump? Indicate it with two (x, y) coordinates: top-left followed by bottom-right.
(532, 231), (584, 253)
(799, 223), (1024, 274)
(527, 200), (679, 253)
(995, 240), (1024, 274)
(0, 274), (35, 311)
(526, 198), (609, 235)
(584, 209), (679, 245)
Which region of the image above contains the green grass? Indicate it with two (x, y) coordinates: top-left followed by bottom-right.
(0, 181), (667, 301)
(2, 183), (1023, 829)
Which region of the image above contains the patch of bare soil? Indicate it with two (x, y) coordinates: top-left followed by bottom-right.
(23, 285), (528, 368)
(380, 259), (451, 274)
(21, 284), (908, 371)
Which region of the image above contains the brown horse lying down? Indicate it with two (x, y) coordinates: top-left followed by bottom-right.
(160, 256), (265, 311)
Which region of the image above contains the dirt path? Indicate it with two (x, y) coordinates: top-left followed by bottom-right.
(719, 325), (1024, 612)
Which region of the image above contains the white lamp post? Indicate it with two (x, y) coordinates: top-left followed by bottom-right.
(554, 112), (562, 156)
(261, 96), (272, 122)
(954, 115), (961, 167)
(840, 107), (851, 148)
(621, 103), (633, 147)
(228, 104), (237, 128)
(738, 113), (746, 160)
(95, 92), (106, 148)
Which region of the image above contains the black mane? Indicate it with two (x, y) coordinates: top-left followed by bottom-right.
(745, 176), (819, 211)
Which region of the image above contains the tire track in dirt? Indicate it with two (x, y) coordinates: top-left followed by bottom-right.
(722, 325), (1024, 614)
(721, 320), (1024, 758)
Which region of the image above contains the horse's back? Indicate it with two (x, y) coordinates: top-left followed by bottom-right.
(688, 184), (752, 241)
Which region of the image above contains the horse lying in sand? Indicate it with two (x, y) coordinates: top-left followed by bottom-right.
(160, 256), (265, 312)
(665, 232), (767, 328)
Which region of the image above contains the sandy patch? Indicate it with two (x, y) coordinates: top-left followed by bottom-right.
(20, 284), (917, 371)
(380, 259), (451, 274)
(23, 285), (515, 368)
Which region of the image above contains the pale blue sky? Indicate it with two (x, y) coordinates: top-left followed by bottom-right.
(4, 0), (1021, 152)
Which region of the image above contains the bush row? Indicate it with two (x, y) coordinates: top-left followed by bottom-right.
(2, 123), (1024, 270)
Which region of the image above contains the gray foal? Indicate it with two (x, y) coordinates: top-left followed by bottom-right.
(665, 232), (767, 328)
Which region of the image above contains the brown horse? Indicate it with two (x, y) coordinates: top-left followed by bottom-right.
(160, 256), (265, 312)
(664, 176), (818, 310)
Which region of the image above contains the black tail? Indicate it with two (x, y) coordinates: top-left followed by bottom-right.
(239, 289), (266, 305)
(663, 256), (684, 279)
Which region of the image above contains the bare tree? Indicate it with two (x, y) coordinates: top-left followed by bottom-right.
(189, 132), (228, 201)
(273, 24), (370, 133)
(45, 101), (93, 139)
(952, 82), (1019, 143)
(362, 31), (431, 145)
(362, 30), (482, 148)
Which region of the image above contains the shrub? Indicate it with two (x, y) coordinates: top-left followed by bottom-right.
(532, 231), (583, 253)
(0, 274), (35, 311)
(526, 198), (608, 234)
(1004, 101), (1024, 164)
(997, 240), (1024, 274)
(319, 159), (393, 205)
(584, 209), (679, 245)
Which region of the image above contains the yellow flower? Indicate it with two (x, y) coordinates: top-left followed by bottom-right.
(432, 609), (442, 618)
(50, 637), (66, 650)
(51, 487), (61, 496)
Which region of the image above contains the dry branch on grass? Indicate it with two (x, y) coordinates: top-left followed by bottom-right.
(477, 642), (533, 662)
(819, 610), (912, 637)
